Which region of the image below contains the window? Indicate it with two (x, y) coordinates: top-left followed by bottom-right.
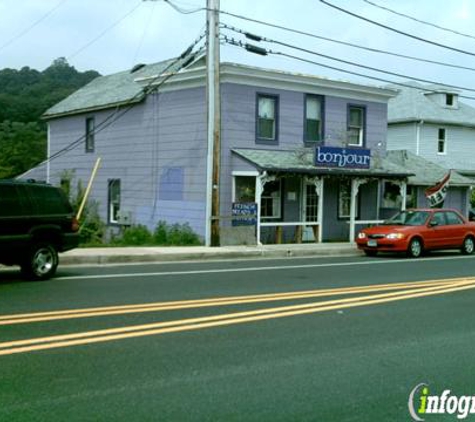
(431, 212), (446, 226)
(261, 180), (281, 219)
(257, 95), (278, 141)
(338, 180), (359, 219)
(0, 185), (25, 216)
(235, 176), (256, 202)
(85, 117), (95, 152)
(446, 94), (454, 106)
(26, 186), (70, 214)
(382, 182), (402, 208)
(305, 95), (323, 142)
(108, 179), (121, 224)
(445, 211), (463, 225)
(347, 106), (365, 147)
(438, 128), (446, 154)
(304, 183), (318, 222)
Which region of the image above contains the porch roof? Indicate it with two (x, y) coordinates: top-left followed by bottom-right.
(386, 150), (475, 186)
(232, 148), (413, 179)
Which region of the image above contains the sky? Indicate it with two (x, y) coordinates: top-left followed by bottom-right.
(1, 0), (475, 102)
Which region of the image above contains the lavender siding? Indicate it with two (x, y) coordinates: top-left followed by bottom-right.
(221, 82), (390, 231)
(48, 87), (208, 237)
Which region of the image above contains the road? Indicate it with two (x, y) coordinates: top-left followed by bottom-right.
(1, 253), (475, 421)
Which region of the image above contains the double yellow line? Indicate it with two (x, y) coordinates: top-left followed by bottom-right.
(1, 277), (475, 356)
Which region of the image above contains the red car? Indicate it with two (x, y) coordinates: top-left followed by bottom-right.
(356, 208), (475, 258)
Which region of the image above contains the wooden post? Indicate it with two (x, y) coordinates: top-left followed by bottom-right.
(76, 157), (101, 221)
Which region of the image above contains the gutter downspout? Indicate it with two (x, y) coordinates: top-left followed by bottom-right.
(416, 120), (423, 156)
(46, 123), (51, 183)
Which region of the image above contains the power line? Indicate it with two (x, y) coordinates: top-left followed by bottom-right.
(222, 24), (475, 93)
(68, 1), (143, 60)
(362, 0), (475, 41)
(132, 1), (159, 65)
(319, 0), (475, 58)
(214, 9), (475, 73)
(162, 0), (204, 14)
(0, 0), (69, 53)
(164, 1), (475, 72)
(221, 37), (475, 102)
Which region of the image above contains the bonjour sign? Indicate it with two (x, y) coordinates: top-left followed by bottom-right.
(315, 146), (371, 169)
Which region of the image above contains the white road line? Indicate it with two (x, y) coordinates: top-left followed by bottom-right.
(56, 255), (475, 281)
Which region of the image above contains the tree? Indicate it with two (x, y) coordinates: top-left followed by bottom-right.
(0, 121), (46, 178)
(0, 58), (101, 178)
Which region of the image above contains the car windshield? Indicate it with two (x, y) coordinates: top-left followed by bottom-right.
(384, 210), (430, 226)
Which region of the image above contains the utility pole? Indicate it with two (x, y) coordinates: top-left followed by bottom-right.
(205, 0), (221, 246)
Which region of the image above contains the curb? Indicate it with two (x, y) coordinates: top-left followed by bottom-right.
(60, 246), (361, 266)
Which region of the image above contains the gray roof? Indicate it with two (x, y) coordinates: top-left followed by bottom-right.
(388, 82), (475, 126)
(232, 148), (474, 187)
(232, 148), (413, 178)
(43, 59), (180, 119)
(386, 150), (474, 186)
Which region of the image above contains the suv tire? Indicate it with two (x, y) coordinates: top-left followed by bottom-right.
(21, 243), (59, 280)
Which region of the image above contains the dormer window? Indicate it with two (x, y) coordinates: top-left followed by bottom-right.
(446, 94), (454, 106)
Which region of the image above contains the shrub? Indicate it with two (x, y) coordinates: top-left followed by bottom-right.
(58, 173), (105, 246)
(112, 225), (153, 246)
(153, 221), (201, 246)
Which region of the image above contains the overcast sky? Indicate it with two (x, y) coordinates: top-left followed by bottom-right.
(1, 0), (475, 101)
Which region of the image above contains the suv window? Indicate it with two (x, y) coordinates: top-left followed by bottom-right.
(25, 185), (72, 215)
(0, 184), (26, 216)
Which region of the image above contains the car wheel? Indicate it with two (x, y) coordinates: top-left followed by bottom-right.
(407, 238), (423, 258)
(21, 243), (59, 280)
(462, 236), (475, 255)
(364, 249), (378, 257)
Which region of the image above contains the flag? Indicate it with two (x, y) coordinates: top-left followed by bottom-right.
(425, 170), (451, 208)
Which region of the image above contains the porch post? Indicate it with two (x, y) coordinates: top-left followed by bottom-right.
(392, 179), (408, 211)
(350, 179), (357, 243)
(315, 178), (324, 243)
(256, 172), (276, 246)
(400, 181), (407, 211)
(255, 174), (263, 245)
(350, 178), (367, 243)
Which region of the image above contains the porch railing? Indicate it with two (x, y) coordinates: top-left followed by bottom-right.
(260, 221), (320, 244)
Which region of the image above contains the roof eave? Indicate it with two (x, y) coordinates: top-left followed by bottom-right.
(42, 96), (145, 120)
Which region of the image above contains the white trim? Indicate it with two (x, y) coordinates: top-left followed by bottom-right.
(416, 120), (423, 156)
(46, 123), (51, 183)
(232, 171), (260, 176)
(437, 127), (447, 155)
(261, 222), (319, 227)
(136, 63), (398, 103)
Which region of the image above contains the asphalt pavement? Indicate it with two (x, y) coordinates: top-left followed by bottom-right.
(2, 254), (475, 421)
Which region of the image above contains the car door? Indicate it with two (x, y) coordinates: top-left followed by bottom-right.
(426, 211), (449, 249)
(443, 211), (466, 247)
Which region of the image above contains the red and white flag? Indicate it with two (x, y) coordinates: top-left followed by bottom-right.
(425, 171), (451, 207)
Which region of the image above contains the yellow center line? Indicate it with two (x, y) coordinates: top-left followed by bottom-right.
(1, 279), (474, 356)
(0, 278), (468, 325)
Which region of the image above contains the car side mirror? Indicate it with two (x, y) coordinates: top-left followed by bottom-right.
(429, 220), (439, 227)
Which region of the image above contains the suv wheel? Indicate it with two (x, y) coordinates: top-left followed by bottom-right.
(21, 243), (59, 280)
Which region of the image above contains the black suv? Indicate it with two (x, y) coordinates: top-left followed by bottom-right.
(0, 180), (79, 280)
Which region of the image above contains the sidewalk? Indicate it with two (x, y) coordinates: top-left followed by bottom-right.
(60, 243), (361, 266)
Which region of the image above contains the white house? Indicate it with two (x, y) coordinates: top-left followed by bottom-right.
(387, 82), (475, 178)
